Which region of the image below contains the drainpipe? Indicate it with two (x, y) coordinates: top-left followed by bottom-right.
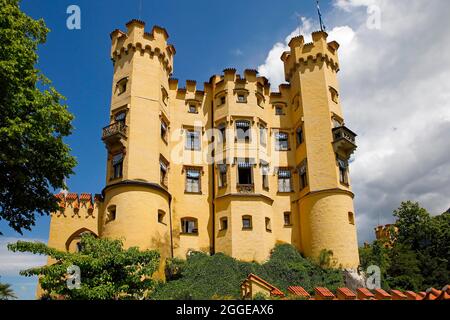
(169, 196), (174, 258)
(211, 97), (216, 256)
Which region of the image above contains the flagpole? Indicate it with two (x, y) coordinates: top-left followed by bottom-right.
(316, 0), (326, 32)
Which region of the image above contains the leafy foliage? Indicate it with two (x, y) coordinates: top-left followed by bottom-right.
(0, 277), (17, 300)
(0, 0), (76, 234)
(360, 201), (450, 291)
(153, 244), (344, 300)
(7, 234), (160, 300)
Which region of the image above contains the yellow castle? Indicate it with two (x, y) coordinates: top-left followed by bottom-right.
(47, 20), (360, 269)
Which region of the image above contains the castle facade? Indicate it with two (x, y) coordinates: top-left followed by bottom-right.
(48, 20), (360, 269)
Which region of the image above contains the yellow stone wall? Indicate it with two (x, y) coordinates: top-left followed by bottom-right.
(47, 21), (360, 272)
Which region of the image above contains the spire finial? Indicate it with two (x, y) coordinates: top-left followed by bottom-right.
(316, 0), (326, 32)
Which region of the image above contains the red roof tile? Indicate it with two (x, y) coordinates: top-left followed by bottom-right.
(405, 291), (422, 300)
(391, 290), (407, 300)
(315, 287), (335, 300)
(66, 193), (78, 201)
(245, 274), (285, 297)
(424, 288), (441, 300)
(337, 288), (356, 300)
(79, 193), (92, 201)
(373, 288), (392, 300)
(288, 286), (310, 297)
(357, 288), (375, 300)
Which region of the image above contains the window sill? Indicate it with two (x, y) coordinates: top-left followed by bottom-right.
(284, 224), (293, 228)
(158, 222), (167, 226)
(184, 191), (203, 195)
(340, 182), (350, 187)
(109, 177), (123, 182)
(275, 149), (291, 152)
(180, 232), (199, 236)
(277, 191), (295, 194)
(266, 229), (272, 233)
(242, 227), (253, 231)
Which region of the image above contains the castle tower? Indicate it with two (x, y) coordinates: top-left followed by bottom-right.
(282, 31), (359, 268)
(100, 19), (176, 258)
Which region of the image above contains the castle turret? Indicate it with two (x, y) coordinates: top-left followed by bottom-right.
(100, 20), (176, 258)
(283, 31), (359, 268)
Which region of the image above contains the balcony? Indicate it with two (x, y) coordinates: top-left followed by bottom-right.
(236, 184), (255, 194)
(332, 126), (357, 160)
(102, 122), (127, 149)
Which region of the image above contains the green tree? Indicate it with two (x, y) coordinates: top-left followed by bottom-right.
(0, 278), (17, 300)
(0, 0), (76, 234)
(360, 201), (450, 291)
(7, 234), (160, 300)
(386, 243), (422, 291)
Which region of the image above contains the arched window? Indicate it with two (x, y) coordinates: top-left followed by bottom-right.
(65, 228), (97, 252)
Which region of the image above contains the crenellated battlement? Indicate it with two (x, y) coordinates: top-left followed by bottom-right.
(282, 31), (340, 82)
(168, 78), (206, 103)
(110, 19), (175, 74)
(53, 192), (103, 219)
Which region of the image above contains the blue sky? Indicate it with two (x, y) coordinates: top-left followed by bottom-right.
(2, 0), (450, 300)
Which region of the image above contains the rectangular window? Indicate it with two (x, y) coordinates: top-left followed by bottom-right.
(218, 123), (226, 145)
(236, 120), (251, 142)
(276, 132), (289, 151)
(296, 127), (304, 146)
(237, 161), (253, 185)
(261, 164), (270, 190)
(265, 217), (272, 232)
(158, 210), (166, 224)
(161, 120), (168, 141)
(160, 160), (168, 187)
(188, 104), (198, 114)
(115, 111), (126, 123)
(348, 212), (355, 225)
(338, 159), (349, 185)
(299, 162), (308, 190)
(218, 164), (228, 188)
(185, 130), (201, 151)
(275, 106), (284, 115)
(181, 218), (198, 234)
(278, 169), (292, 193)
(242, 216), (252, 230)
(284, 212), (292, 226)
(185, 169), (201, 193)
(237, 94), (247, 103)
(220, 218), (228, 231)
(259, 125), (267, 146)
(220, 96), (226, 105)
(112, 153), (124, 179)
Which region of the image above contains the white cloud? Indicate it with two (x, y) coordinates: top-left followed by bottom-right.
(258, 0), (450, 243)
(0, 237), (47, 276)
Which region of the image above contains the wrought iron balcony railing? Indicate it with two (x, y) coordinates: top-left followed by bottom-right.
(237, 184), (255, 194)
(102, 122), (127, 150)
(102, 122), (127, 140)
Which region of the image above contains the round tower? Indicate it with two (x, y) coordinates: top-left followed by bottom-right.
(282, 31), (360, 269)
(100, 20), (176, 258)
